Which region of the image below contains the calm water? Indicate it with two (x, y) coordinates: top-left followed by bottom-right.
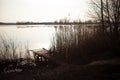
(0, 25), (55, 50)
(0, 24), (95, 59)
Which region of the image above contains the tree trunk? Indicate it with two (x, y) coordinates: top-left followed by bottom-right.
(101, 0), (104, 33)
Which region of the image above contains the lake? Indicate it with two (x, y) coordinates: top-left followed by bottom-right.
(0, 24), (95, 59)
(0, 24), (95, 50)
(0, 25), (55, 50)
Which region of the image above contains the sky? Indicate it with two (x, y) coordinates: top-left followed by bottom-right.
(0, 0), (89, 22)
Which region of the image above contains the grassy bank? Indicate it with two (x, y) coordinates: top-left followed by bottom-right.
(1, 61), (120, 80)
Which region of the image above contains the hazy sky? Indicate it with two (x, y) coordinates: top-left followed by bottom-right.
(0, 0), (89, 22)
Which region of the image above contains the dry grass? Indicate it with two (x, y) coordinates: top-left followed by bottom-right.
(0, 34), (31, 73)
(50, 24), (120, 64)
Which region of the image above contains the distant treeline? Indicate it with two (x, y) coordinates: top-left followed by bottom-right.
(0, 21), (100, 25)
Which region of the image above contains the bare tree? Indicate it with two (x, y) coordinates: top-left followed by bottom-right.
(89, 0), (120, 36)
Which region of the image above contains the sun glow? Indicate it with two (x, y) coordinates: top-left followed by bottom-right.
(0, 0), (89, 22)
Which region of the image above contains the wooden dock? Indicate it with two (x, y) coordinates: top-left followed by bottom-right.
(29, 48), (66, 66)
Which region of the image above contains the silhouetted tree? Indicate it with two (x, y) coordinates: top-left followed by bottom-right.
(90, 0), (120, 36)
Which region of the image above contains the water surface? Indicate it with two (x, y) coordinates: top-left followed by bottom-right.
(0, 25), (55, 50)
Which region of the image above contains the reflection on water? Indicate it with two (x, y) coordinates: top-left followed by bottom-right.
(0, 25), (55, 50)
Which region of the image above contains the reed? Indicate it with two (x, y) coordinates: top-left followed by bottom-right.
(50, 24), (117, 64)
(0, 34), (31, 60)
(0, 34), (31, 73)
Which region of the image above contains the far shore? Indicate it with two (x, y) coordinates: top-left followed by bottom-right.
(0, 22), (100, 25)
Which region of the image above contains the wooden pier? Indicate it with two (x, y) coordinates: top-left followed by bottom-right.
(29, 48), (50, 65)
(29, 48), (66, 66)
